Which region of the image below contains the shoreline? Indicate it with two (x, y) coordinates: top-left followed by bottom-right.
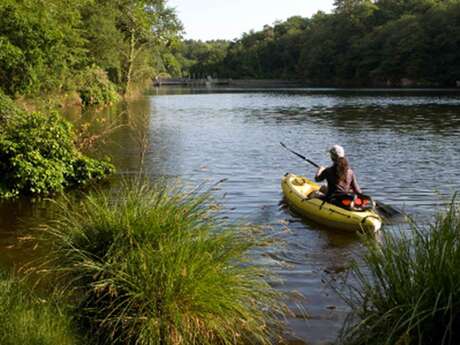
(156, 78), (460, 90)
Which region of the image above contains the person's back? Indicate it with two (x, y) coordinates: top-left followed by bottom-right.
(315, 145), (361, 198)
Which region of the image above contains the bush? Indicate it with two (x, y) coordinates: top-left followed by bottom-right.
(42, 181), (288, 345)
(0, 106), (113, 198)
(0, 268), (81, 345)
(0, 90), (24, 125)
(340, 202), (460, 345)
(77, 65), (120, 107)
(0, 0), (85, 96)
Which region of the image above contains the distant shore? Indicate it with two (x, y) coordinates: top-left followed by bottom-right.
(155, 78), (460, 89)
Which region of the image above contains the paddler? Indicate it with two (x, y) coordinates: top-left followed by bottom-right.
(315, 145), (362, 199)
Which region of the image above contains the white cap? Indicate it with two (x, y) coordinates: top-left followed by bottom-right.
(329, 145), (345, 158)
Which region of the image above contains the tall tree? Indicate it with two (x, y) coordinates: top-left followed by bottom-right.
(115, 0), (182, 95)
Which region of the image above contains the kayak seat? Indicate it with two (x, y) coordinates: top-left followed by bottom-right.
(328, 193), (375, 212)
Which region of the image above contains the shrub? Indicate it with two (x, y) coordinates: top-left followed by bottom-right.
(77, 65), (120, 107)
(0, 90), (24, 125)
(0, 107), (113, 198)
(340, 202), (460, 345)
(0, 268), (81, 345)
(42, 181), (288, 345)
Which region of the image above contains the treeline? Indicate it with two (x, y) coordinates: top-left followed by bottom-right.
(0, 0), (182, 103)
(179, 0), (460, 87)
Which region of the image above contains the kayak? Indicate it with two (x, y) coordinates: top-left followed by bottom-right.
(281, 173), (382, 233)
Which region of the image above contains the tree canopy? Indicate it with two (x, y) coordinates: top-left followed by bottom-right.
(178, 0), (460, 87)
(0, 0), (182, 98)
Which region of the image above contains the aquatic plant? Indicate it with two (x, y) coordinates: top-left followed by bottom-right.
(340, 202), (460, 345)
(0, 268), (81, 345)
(42, 180), (288, 345)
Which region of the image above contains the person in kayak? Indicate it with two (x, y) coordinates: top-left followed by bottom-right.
(315, 145), (362, 199)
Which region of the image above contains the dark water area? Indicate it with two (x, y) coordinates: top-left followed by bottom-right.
(1, 87), (460, 344)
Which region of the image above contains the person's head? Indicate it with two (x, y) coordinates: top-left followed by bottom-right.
(329, 145), (345, 162)
(329, 145), (349, 182)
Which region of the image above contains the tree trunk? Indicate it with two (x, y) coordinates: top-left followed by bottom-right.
(124, 29), (136, 96)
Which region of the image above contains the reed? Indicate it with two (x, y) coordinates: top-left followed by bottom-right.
(42, 180), (288, 345)
(340, 202), (460, 345)
(0, 268), (80, 345)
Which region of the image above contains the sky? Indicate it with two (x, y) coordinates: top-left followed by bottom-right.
(167, 0), (335, 41)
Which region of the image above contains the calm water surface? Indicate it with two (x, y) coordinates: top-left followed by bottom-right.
(1, 87), (460, 344)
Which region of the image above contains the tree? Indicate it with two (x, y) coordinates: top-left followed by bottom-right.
(114, 0), (182, 95)
(0, 0), (87, 95)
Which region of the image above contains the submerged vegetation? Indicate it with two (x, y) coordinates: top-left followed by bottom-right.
(40, 180), (288, 345)
(341, 203), (460, 345)
(0, 268), (81, 345)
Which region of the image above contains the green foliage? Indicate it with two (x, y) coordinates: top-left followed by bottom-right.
(218, 18), (310, 79)
(77, 65), (120, 107)
(80, 1), (125, 84)
(341, 202), (460, 345)
(0, 0), (86, 96)
(78, 0), (183, 95)
(0, 106), (113, 198)
(0, 268), (81, 345)
(0, 0), (182, 99)
(0, 90), (24, 124)
(178, 39), (231, 78)
(180, 0), (460, 86)
(42, 180), (288, 345)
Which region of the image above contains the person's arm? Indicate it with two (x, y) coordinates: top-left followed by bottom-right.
(351, 171), (362, 194)
(315, 166), (327, 182)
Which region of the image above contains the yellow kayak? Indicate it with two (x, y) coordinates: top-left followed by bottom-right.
(281, 173), (382, 233)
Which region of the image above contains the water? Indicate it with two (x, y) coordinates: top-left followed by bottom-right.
(2, 87), (460, 344)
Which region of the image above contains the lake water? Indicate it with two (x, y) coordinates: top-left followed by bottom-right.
(1, 87), (460, 344)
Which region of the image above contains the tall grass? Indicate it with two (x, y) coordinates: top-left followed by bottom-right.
(0, 268), (80, 345)
(340, 202), (460, 345)
(41, 180), (288, 345)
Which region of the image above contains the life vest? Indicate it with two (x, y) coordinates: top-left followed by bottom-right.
(329, 193), (375, 211)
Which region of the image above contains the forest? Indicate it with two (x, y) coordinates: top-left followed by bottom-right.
(1, 0), (459, 100)
(179, 0), (460, 87)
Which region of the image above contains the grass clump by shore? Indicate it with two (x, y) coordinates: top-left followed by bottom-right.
(340, 203), (460, 345)
(42, 180), (288, 345)
(0, 268), (81, 345)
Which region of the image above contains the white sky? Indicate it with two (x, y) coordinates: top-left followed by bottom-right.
(167, 0), (335, 41)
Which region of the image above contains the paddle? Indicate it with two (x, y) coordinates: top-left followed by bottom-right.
(280, 142), (320, 168)
(280, 142), (402, 219)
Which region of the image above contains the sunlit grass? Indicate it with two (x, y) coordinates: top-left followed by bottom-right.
(42, 180), (289, 345)
(0, 268), (80, 345)
(340, 202), (460, 345)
